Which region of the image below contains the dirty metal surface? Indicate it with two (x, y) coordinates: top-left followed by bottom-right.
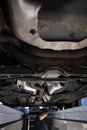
(39, 0), (87, 42)
(6, 0), (87, 50)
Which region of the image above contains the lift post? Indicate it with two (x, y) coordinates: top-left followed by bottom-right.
(0, 105), (24, 130)
(47, 105), (87, 130)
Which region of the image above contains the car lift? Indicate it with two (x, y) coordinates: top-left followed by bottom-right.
(0, 105), (87, 130)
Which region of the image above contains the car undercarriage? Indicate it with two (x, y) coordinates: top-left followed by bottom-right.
(0, 0), (87, 107)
